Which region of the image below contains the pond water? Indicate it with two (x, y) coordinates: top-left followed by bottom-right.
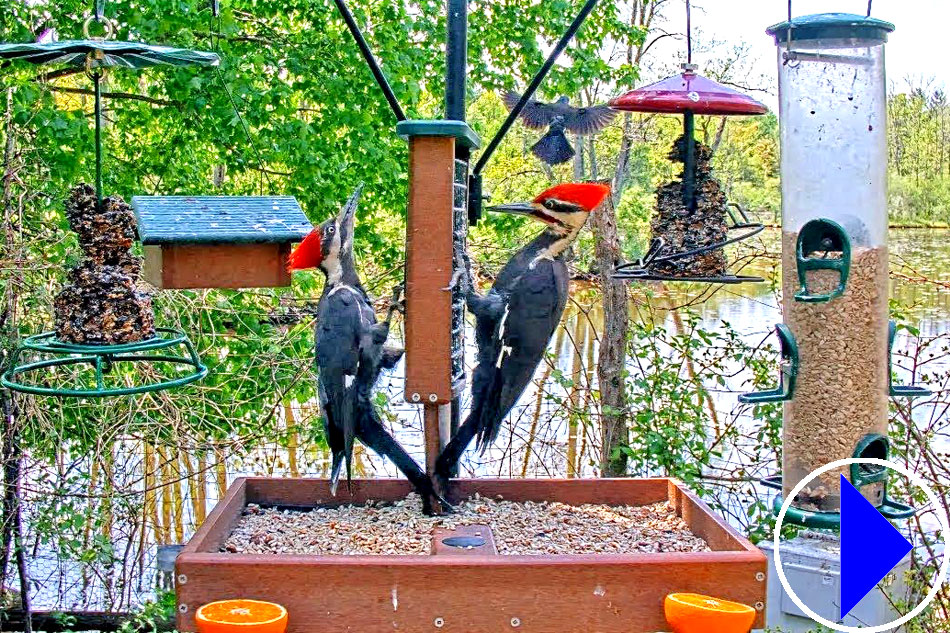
(15, 228), (950, 612)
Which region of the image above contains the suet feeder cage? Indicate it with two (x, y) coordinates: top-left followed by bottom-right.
(609, 67), (768, 284)
(133, 196), (313, 289)
(178, 0), (767, 629)
(741, 13), (929, 528)
(0, 9), (217, 397)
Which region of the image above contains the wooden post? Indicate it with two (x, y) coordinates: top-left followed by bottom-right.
(398, 120), (480, 506)
(404, 135), (456, 409)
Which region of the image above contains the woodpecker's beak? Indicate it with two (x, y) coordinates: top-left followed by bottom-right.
(488, 201), (558, 225)
(339, 197), (356, 239)
(338, 185), (362, 247)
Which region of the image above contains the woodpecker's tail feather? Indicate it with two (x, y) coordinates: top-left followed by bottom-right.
(328, 452), (345, 496)
(323, 370), (358, 492)
(531, 129), (575, 166)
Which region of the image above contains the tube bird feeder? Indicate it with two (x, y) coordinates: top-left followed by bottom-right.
(744, 13), (929, 528)
(610, 67), (768, 284)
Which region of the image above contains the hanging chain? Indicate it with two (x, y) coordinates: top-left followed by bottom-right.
(685, 0), (692, 65)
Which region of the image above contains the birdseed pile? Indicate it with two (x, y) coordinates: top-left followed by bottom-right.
(649, 135), (729, 278)
(54, 184), (155, 345)
(222, 493), (709, 556)
(781, 232), (889, 511)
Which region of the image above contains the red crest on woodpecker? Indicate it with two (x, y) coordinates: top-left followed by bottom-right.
(534, 183), (611, 212)
(287, 228), (323, 271)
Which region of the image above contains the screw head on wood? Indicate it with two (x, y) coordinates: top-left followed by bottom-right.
(411, 393), (421, 402)
(510, 617), (522, 627)
(177, 574), (188, 584)
(755, 572), (766, 582)
(178, 604), (188, 613)
(428, 393), (438, 403)
(754, 601), (765, 611)
(434, 617), (445, 628)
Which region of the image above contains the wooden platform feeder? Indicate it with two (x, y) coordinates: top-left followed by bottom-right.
(133, 196), (313, 289)
(176, 2), (768, 629)
(176, 477), (767, 632)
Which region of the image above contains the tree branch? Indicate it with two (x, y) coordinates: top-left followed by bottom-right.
(44, 86), (180, 107)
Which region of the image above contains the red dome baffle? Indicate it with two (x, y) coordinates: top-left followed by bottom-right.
(609, 69), (767, 115)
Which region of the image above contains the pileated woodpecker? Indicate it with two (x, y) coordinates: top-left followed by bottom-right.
(436, 183), (612, 489)
(289, 185), (449, 514)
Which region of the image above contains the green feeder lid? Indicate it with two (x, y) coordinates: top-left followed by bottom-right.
(767, 13), (895, 44)
(0, 39), (219, 70)
(396, 120), (481, 149)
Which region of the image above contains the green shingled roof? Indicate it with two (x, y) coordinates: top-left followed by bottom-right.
(132, 196), (313, 245)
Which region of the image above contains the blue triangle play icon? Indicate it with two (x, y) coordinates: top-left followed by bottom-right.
(840, 474), (913, 618)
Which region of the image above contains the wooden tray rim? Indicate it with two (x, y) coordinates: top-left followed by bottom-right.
(180, 476), (764, 566)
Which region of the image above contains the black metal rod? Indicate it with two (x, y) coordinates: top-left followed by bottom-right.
(330, 0), (407, 122)
(683, 109), (695, 210)
(445, 0), (468, 123)
(93, 71), (103, 207)
(473, 0), (602, 176)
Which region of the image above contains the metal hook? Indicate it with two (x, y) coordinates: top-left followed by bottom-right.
(83, 14), (115, 41)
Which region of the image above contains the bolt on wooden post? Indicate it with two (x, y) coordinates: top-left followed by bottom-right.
(398, 121), (479, 500)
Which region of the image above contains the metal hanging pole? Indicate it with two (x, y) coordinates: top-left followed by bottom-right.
(330, 0), (407, 122)
(445, 0), (467, 125)
(444, 0), (467, 477)
(93, 71), (103, 207)
(683, 110), (695, 210)
(682, 0), (695, 210)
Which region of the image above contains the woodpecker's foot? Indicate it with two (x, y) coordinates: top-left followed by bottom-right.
(422, 489), (455, 516)
(385, 284), (405, 320)
(445, 248), (474, 296)
(379, 345), (404, 370)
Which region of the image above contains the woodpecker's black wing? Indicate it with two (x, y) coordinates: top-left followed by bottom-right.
(504, 90), (557, 130)
(562, 105), (616, 135)
(476, 257), (569, 449)
(315, 285), (374, 490)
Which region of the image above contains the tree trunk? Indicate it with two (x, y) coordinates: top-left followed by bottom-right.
(590, 195), (629, 477)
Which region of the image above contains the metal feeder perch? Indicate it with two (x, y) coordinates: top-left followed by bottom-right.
(751, 12), (929, 528)
(0, 10), (217, 397)
(133, 196), (313, 289)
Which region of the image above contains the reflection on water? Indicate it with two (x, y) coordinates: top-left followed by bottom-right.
(18, 229), (950, 611)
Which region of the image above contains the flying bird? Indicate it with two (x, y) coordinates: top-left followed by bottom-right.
(503, 91), (617, 166)
(435, 183), (612, 490)
(288, 185), (449, 514)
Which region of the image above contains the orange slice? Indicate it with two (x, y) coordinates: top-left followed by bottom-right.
(664, 593), (756, 633)
(195, 599), (288, 633)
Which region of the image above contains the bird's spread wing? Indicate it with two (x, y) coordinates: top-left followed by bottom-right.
(564, 105), (617, 135)
(504, 90), (557, 130)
